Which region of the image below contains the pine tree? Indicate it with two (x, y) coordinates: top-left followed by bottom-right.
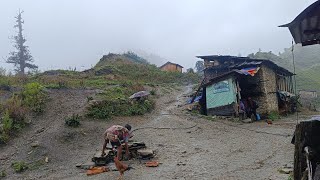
(7, 10), (37, 74)
(195, 61), (204, 73)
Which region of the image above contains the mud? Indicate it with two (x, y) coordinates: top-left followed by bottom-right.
(0, 86), (299, 180)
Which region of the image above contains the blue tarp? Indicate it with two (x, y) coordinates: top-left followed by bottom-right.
(187, 95), (202, 104)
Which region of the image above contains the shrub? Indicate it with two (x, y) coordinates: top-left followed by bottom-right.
(12, 161), (28, 173)
(86, 96), (94, 102)
(0, 133), (9, 144)
(0, 170), (6, 178)
(22, 82), (47, 113)
(130, 100), (154, 115)
(5, 95), (27, 126)
(150, 89), (156, 95)
(1, 96), (27, 144)
(65, 114), (81, 127)
(268, 111), (281, 121)
(86, 99), (155, 119)
(86, 85), (155, 119)
(2, 110), (13, 134)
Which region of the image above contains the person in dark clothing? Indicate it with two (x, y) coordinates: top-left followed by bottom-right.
(239, 99), (246, 120)
(247, 97), (259, 121)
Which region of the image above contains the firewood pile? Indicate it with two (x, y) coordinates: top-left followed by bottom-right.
(91, 141), (155, 166)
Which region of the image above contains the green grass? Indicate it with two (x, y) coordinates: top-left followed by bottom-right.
(28, 159), (46, 170)
(86, 85), (155, 119)
(65, 114), (81, 127)
(296, 65), (320, 91)
(268, 111), (281, 121)
(11, 161), (28, 173)
(0, 170), (6, 178)
(0, 54), (200, 90)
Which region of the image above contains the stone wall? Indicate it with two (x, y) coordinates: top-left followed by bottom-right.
(259, 65), (279, 114)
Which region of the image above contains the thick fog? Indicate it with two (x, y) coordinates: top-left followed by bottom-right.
(0, 0), (317, 72)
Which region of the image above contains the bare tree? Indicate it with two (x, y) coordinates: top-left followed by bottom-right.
(7, 10), (37, 74)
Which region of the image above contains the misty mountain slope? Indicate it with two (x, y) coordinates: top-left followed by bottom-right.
(248, 45), (320, 91)
(296, 65), (320, 90)
(279, 45), (320, 70)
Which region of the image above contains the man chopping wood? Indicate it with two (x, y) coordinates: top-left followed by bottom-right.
(101, 124), (132, 160)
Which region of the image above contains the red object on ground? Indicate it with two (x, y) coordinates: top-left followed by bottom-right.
(267, 120), (273, 125)
(86, 166), (109, 176)
(145, 161), (159, 167)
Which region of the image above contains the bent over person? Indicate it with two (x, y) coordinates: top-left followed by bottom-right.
(101, 124), (132, 159)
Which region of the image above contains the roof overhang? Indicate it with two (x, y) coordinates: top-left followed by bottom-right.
(197, 55), (294, 76)
(159, 61), (184, 69)
(279, 0), (320, 46)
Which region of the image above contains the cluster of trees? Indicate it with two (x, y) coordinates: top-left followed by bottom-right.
(186, 61), (204, 75)
(248, 46), (320, 90)
(248, 45), (320, 71)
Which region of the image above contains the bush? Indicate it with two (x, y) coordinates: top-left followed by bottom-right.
(0, 110), (13, 144)
(65, 114), (81, 127)
(268, 111), (281, 121)
(2, 110), (13, 134)
(86, 99), (155, 119)
(0, 170), (6, 178)
(0, 133), (9, 144)
(150, 89), (156, 95)
(5, 95), (27, 125)
(12, 161), (28, 173)
(22, 82), (47, 113)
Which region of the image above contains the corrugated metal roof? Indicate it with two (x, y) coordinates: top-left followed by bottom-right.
(279, 0), (320, 46)
(197, 55), (293, 76)
(202, 70), (245, 87)
(196, 55), (248, 62)
(229, 61), (262, 68)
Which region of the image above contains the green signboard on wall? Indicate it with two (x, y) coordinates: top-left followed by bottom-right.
(206, 78), (236, 109)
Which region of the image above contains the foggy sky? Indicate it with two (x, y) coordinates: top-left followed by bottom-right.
(0, 0), (317, 72)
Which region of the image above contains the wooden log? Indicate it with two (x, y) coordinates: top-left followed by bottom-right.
(294, 120), (320, 180)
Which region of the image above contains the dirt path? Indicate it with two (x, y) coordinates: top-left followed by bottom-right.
(121, 86), (295, 180)
(0, 86), (298, 180)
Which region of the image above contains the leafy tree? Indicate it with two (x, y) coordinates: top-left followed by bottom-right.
(195, 61), (204, 73)
(7, 10), (37, 74)
(186, 68), (194, 73)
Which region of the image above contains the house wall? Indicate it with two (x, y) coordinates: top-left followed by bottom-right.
(176, 66), (182, 73)
(299, 91), (318, 99)
(160, 64), (182, 72)
(206, 77), (237, 115)
(258, 65), (279, 114)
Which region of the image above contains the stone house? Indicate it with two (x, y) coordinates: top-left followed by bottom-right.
(299, 90), (318, 99)
(197, 55), (294, 116)
(159, 62), (183, 73)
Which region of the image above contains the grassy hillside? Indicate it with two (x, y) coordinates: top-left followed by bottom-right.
(248, 45), (320, 93)
(296, 65), (320, 91)
(0, 52), (200, 90)
(95, 52), (149, 67)
(0, 52), (200, 143)
(279, 45), (320, 70)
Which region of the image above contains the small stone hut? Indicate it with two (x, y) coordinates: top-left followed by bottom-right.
(198, 55), (294, 116)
